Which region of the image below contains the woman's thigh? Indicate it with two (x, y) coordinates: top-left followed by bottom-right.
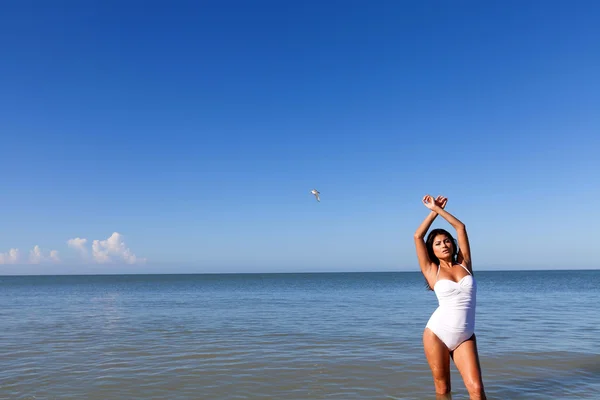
(423, 328), (451, 394)
(452, 334), (486, 398)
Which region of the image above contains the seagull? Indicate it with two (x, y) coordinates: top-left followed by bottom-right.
(310, 189), (320, 202)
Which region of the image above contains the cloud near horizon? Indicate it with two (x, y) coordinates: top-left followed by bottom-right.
(0, 232), (144, 265)
(0, 246), (60, 265)
(66, 237), (88, 258)
(30, 245), (60, 264)
(68, 232), (145, 264)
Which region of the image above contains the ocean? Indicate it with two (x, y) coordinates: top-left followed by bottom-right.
(1, 270), (598, 399)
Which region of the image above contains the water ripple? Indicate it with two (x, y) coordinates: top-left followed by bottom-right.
(1, 271), (599, 399)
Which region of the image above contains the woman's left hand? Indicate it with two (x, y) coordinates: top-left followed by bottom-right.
(434, 195), (447, 209)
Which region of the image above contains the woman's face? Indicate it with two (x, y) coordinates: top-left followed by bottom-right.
(432, 234), (454, 260)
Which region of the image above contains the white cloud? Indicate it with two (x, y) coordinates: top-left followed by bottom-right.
(0, 248), (20, 264)
(0, 246), (59, 265)
(92, 232), (143, 264)
(0, 232), (144, 266)
(68, 232), (145, 264)
(29, 246), (42, 264)
(29, 245), (61, 264)
(50, 250), (60, 262)
(67, 237), (88, 258)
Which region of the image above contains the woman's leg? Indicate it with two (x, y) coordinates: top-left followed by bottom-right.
(423, 328), (452, 397)
(451, 334), (486, 399)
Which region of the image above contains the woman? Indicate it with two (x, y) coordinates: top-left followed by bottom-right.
(414, 195), (486, 400)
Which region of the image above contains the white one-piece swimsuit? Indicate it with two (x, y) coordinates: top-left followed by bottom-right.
(426, 263), (477, 351)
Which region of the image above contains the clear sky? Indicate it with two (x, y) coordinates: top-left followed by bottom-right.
(1, 0), (599, 274)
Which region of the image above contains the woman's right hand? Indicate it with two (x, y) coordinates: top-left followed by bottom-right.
(422, 195), (435, 210)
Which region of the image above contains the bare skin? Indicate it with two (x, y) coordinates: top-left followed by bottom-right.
(414, 195), (487, 400)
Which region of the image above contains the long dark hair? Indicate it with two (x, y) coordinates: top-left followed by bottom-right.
(424, 228), (458, 291)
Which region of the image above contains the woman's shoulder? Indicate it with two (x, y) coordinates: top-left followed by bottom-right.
(455, 260), (473, 274)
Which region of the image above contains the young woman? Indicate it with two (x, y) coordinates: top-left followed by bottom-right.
(414, 195), (486, 400)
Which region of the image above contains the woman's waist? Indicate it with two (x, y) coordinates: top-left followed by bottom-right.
(436, 300), (476, 310)
(430, 307), (476, 328)
(434, 304), (476, 318)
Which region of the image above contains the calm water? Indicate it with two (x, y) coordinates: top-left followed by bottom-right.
(1, 270), (599, 399)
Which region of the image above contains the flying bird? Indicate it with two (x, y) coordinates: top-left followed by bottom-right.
(310, 189), (320, 202)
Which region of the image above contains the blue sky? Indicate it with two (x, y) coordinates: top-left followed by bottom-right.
(1, 0), (599, 274)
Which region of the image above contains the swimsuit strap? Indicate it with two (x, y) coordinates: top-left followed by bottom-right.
(457, 263), (472, 276)
(435, 265), (441, 281)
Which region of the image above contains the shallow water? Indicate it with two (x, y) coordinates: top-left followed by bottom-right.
(1, 270), (599, 399)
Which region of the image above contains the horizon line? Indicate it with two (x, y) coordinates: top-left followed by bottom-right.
(1, 267), (598, 277)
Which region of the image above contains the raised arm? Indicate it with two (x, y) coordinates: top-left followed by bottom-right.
(423, 195), (472, 270)
(414, 196), (446, 284)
